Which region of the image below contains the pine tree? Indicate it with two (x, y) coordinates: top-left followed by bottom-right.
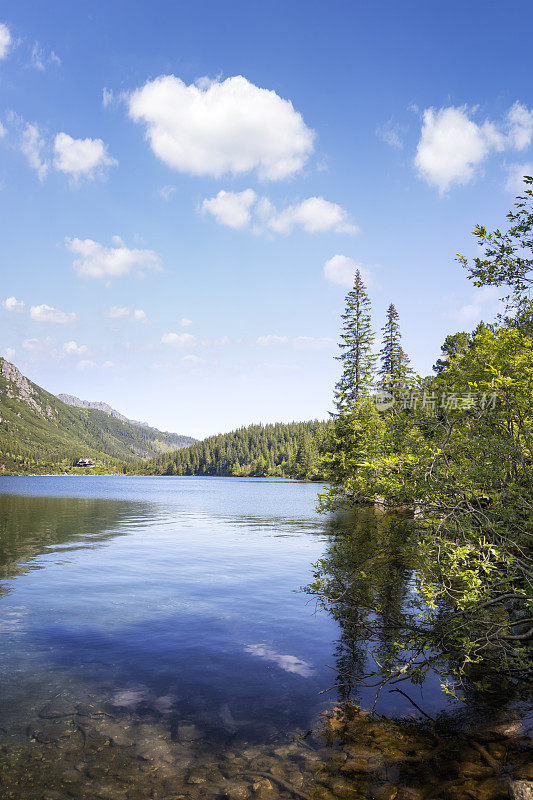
(379, 303), (411, 393)
(334, 270), (376, 413)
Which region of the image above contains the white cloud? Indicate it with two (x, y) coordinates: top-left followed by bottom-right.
(102, 360), (115, 369)
(256, 334), (288, 346)
(63, 340), (88, 356)
(415, 103), (533, 193)
(30, 42), (61, 71)
(128, 74), (314, 180)
(183, 354), (204, 365)
(507, 102), (533, 150)
(102, 88), (115, 108)
(202, 190), (357, 235)
(30, 304), (77, 324)
(201, 189), (257, 230)
(505, 162), (533, 193)
(67, 236), (161, 280)
(2, 296), (25, 313)
(455, 286), (503, 323)
(3, 347), (15, 360)
(376, 119), (404, 150)
(161, 332), (197, 347)
(106, 306), (130, 318)
(0, 122), (5, 138)
(20, 122), (49, 180)
(0, 23), (12, 60)
(180, 317), (193, 327)
(260, 196), (358, 235)
(53, 133), (117, 180)
(77, 359), (97, 370)
(158, 185), (176, 200)
(324, 254), (359, 287)
(22, 338), (39, 350)
(105, 306), (147, 322)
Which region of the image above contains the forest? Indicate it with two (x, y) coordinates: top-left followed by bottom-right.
(307, 177), (533, 699)
(134, 420), (330, 479)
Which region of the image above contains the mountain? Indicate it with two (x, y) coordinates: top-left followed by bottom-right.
(135, 420), (331, 480)
(0, 358), (196, 474)
(59, 394), (159, 432)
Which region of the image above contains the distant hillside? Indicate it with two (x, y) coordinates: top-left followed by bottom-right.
(0, 359), (195, 474)
(136, 420), (331, 480)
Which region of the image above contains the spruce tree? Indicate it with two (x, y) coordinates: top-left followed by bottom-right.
(379, 303), (411, 393)
(334, 270), (376, 413)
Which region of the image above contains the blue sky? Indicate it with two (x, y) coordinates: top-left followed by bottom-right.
(1, 0), (532, 438)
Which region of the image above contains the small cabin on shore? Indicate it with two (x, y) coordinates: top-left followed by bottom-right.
(75, 458), (96, 468)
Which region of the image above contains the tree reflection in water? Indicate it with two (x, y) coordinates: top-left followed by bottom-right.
(303, 508), (532, 798)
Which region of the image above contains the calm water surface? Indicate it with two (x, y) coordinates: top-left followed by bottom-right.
(0, 476), (529, 800)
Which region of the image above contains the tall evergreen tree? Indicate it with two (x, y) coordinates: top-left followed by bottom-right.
(379, 303), (411, 392)
(334, 270), (376, 413)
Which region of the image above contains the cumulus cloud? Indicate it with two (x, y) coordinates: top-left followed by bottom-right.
(415, 107), (504, 193)
(201, 190), (357, 235)
(128, 74), (314, 180)
(30, 304), (77, 324)
(0, 122), (5, 138)
(180, 317), (193, 327)
(2, 296), (24, 313)
(63, 340), (88, 355)
(454, 286), (503, 323)
(259, 196), (358, 235)
(30, 42), (61, 71)
(3, 347), (15, 360)
(201, 189), (257, 230)
(323, 254), (375, 289)
(53, 133), (117, 180)
(256, 334), (288, 346)
(507, 102), (533, 150)
(77, 359), (97, 370)
(22, 338), (39, 350)
(20, 122), (49, 180)
(161, 332), (197, 347)
(0, 23), (11, 60)
(106, 306), (130, 318)
(415, 102), (533, 193)
(105, 306), (147, 322)
(9, 115), (114, 183)
(505, 162), (533, 193)
(67, 236), (161, 280)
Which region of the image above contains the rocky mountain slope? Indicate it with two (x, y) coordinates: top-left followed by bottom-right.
(57, 394), (151, 428)
(0, 358), (196, 473)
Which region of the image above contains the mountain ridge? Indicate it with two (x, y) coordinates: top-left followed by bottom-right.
(58, 394), (151, 430)
(0, 358), (196, 473)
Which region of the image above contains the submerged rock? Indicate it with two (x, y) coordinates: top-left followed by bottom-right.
(510, 781), (533, 800)
(176, 722), (203, 742)
(38, 698), (77, 719)
(221, 780), (251, 799)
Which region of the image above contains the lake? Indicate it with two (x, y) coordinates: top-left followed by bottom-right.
(0, 476), (529, 800)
